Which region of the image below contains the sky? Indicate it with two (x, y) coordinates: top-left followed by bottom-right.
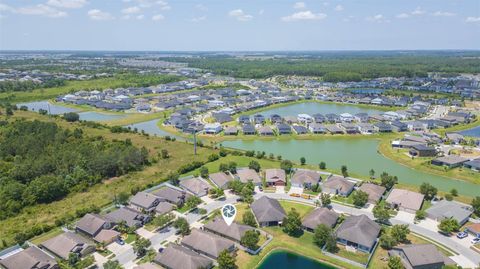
(0, 0), (479, 51)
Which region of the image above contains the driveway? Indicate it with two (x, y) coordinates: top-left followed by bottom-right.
(288, 186), (303, 194)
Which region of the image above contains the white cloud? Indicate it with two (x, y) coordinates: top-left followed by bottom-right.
(334, 5), (343, 12)
(411, 7), (425, 16)
(191, 15), (206, 22)
(282, 11), (327, 22)
(152, 14), (164, 21)
(293, 2), (306, 9)
(87, 9), (114, 20)
(195, 4), (207, 11)
(466, 16), (480, 23)
(47, 0), (87, 9)
(366, 14), (389, 23)
(136, 14), (144, 20)
(156, 0), (171, 10)
(0, 3), (15, 13)
(228, 9), (253, 21)
(122, 6), (141, 14)
(432, 11), (456, 17)
(17, 4), (67, 18)
(396, 13), (409, 19)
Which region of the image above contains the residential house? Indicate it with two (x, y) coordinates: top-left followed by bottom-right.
(291, 169), (321, 188)
(204, 123), (223, 134)
(75, 213), (111, 238)
(104, 207), (150, 228)
(203, 217), (254, 243)
(253, 114), (266, 124)
(180, 177), (210, 197)
(464, 158), (480, 172)
(336, 215), (381, 253)
(409, 145), (437, 157)
(357, 123), (374, 134)
(297, 114), (313, 124)
(292, 125), (308, 134)
(251, 196), (287, 227)
(386, 189), (425, 213)
(224, 126), (238, 135)
(152, 186), (192, 207)
(0, 246), (58, 269)
(388, 244), (455, 269)
(374, 122), (393, 132)
(276, 123), (292, 135)
(391, 121), (408, 132)
(154, 244), (213, 269)
(258, 126), (274, 136)
(425, 200), (472, 225)
(301, 208), (339, 232)
(181, 229), (235, 259)
(40, 232), (95, 260)
(242, 124), (256, 135)
(270, 114), (283, 123)
(358, 183), (386, 204)
(265, 169), (286, 186)
(312, 113), (325, 123)
(465, 223), (480, 237)
(354, 113), (369, 123)
(236, 168), (262, 186)
(154, 202), (175, 216)
(326, 125), (344, 134)
(322, 175), (355, 196)
(341, 123), (359, 134)
(238, 115), (250, 124)
(129, 192), (161, 213)
(209, 172), (234, 189)
(340, 113), (354, 122)
(431, 155), (468, 169)
(309, 123), (327, 134)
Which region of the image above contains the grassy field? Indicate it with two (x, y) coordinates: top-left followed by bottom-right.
(0, 110), (216, 246)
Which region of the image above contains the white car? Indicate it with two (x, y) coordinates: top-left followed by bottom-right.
(471, 237), (480, 244)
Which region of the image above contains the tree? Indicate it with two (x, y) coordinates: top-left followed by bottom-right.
(320, 193), (331, 207)
(240, 230), (260, 250)
(160, 149), (169, 159)
(167, 171), (180, 186)
(103, 260), (123, 269)
(116, 192), (130, 205)
(445, 194), (453, 201)
(380, 172), (398, 190)
(300, 157), (306, 165)
(438, 218), (460, 234)
(415, 210), (426, 220)
(380, 233), (397, 249)
(228, 161), (237, 174)
(325, 233), (338, 253)
(369, 169), (375, 179)
(391, 224), (410, 243)
(248, 160), (261, 172)
(173, 217), (190, 235)
(387, 256), (404, 269)
(450, 188), (458, 197)
(243, 211), (257, 227)
(341, 165), (348, 177)
(420, 182), (437, 200)
(228, 180), (245, 194)
(319, 161), (326, 170)
(200, 166), (209, 178)
(373, 204), (391, 223)
(280, 160), (293, 174)
(133, 237), (151, 257)
(219, 163), (229, 173)
(217, 249), (237, 269)
(63, 112), (80, 122)
(313, 224), (333, 248)
(352, 190), (369, 207)
(282, 208), (302, 236)
(240, 182), (254, 204)
(471, 196), (480, 216)
(185, 195), (202, 209)
(68, 253), (80, 266)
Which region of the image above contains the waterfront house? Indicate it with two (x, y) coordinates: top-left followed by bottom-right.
(203, 217), (254, 243)
(154, 244), (213, 269)
(40, 232), (95, 260)
(253, 114), (266, 124)
(312, 113), (325, 123)
(325, 113), (340, 123)
(152, 186), (192, 207)
(258, 126), (274, 136)
(224, 126), (238, 135)
(336, 214), (381, 253)
(431, 155), (468, 169)
(242, 124), (256, 135)
(386, 189), (424, 213)
(236, 168), (262, 186)
(270, 114), (283, 123)
(374, 122), (393, 132)
(265, 169), (286, 186)
(301, 208), (339, 232)
(326, 125), (344, 134)
(391, 121), (408, 132)
(464, 158), (480, 172)
(180, 177), (210, 197)
(309, 123), (327, 134)
(354, 113), (369, 123)
(284, 116), (298, 124)
(425, 200), (472, 225)
(75, 213), (111, 238)
(238, 115), (250, 124)
(409, 144), (437, 157)
(291, 169), (321, 188)
(181, 229), (235, 259)
(204, 123), (223, 134)
(129, 192), (161, 213)
(0, 246), (58, 269)
(358, 183), (386, 204)
(251, 196), (287, 226)
(388, 244), (455, 269)
(322, 175), (355, 196)
(340, 113), (354, 122)
(209, 172), (234, 189)
(212, 112), (232, 123)
(340, 123), (359, 134)
(298, 113), (313, 124)
(357, 123), (374, 134)
(292, 125), (308, 134)
(276, 123), (292, 135)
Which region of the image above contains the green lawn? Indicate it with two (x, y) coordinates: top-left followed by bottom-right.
(279, 200), (315, 218)
(335, 244), (369, 265)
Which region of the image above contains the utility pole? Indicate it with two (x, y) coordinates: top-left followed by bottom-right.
(193, 129), (197, 155)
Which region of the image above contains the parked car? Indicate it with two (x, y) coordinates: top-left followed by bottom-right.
(471, 237), (480, 244)
(456, 232), (468, 239)
(258, 186), (263, 192)
(116, 239), (125, 245)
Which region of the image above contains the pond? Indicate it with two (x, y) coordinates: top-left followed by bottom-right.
(222, 138), (480, 197)
(250, 102), (385, 118)
(459, 126), (480, 138)
(17, 101), (78, 115)
(258, 251), (337, 269)
(78, 111), (126, 122)
(125, 119), (185, 141)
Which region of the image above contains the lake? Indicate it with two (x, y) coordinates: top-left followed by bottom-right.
(251, 102), (385, 118)
(17, 101), (78, 115)
(78, 111), (126, 122)
(258, 251), (337, 269)
(125, 119), (185, 141)
(222, 138), (480, 197)
(459, 126), (480, 138)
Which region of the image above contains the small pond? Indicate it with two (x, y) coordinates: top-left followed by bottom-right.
(17, 101), (78, 115)
(78, 111), (126, 122)
(258, 251), (337, 269)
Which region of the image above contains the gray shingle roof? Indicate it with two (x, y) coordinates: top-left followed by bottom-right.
(426, 200), (472, 223)
(209, 172), (233, 188)
(302, 208), (339, 230)
(180, 177), (210, 196)
(154, 244), (212, 269)
(236, 169), (262, 184)
(336, 215), (380, 248)
(291, 169), (321, 186)
(181, 229), (235, 258)
(104, 207), (147, 227)
(323, 176), (355, 193)
(390, 244), (454, 267)
(203, 217), (254, 242)
(130, 192), (160, 210)
(155, 201), (175, 215)
(76, 213), (106, 236)
(265, 169), (286, 184)
(386, 189), (425, 211)
(0, 246), (57, 269)
(358, 183), (386, 203)
(40, 232), (93, 260)
(152, 186), (192, 205)
(251, 196), (286, 223)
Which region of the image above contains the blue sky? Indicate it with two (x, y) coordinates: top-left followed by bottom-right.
(0, 0), (479, 51)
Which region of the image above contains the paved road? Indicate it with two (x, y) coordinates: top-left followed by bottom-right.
(256, 192), (480, 267)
